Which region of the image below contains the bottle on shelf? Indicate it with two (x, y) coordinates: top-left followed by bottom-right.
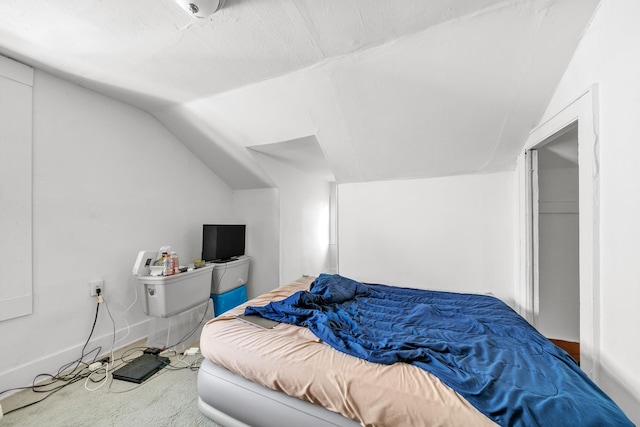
(162, 251), (173, 276)
(170, 251), (180, 275)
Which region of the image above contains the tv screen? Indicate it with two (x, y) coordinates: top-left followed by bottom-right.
(202, 224), (246, 262)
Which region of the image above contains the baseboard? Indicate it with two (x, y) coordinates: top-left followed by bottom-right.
(0, 319), (149, 396)
(598, 366), (640, 425)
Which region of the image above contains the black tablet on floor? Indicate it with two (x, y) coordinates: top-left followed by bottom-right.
(112, 354), (169, 384)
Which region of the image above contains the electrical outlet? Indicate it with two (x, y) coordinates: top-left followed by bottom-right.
(89, 280), (104, 297)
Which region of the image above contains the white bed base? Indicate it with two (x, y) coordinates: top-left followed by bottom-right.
(197, 358), (360, 427)
(197, 397), (251, 427)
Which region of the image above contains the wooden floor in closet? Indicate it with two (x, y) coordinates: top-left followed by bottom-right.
(549, 339), (580, 364)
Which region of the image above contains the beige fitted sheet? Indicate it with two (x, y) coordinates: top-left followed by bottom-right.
(200, 276), (497, 427)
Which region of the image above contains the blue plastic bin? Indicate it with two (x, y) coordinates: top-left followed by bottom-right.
(211, 285), (248, 316)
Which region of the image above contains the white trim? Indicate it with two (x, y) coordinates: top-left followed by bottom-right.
(0, 60), (33, 323)
(0, 295), (32, 322)
(530, 150), (540, 328)
(518, 85), (600, 380)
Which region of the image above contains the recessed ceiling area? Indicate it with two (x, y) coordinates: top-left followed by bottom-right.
(0, 0), (600, 188)
(248, 136), (335, 182)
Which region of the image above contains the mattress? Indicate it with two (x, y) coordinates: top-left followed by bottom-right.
(199, 276), (495, 427)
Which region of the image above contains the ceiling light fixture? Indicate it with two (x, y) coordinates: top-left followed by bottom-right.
(173, 0), (224, 18)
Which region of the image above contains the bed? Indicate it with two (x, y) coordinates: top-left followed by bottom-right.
(198, 274), (632, 427)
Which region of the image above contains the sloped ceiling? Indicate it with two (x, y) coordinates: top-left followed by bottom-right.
(0, 0), (599, 188)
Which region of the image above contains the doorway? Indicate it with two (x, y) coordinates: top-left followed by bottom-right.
(519, 86), (599, 379)
(528, 124), (580, 361)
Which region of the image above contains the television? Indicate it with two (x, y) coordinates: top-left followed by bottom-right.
(202, 224), (246, 262)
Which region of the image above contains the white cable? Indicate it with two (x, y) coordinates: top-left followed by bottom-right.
(173, 354), (192, 368)
(83, 295), (116, 392)
(103, 296), (117, 365)
(84, 363), (109, 392)
(114, 276), (138, 347)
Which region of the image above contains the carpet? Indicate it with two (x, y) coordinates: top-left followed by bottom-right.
(1, 343), (220, 427)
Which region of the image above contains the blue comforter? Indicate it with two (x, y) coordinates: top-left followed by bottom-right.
(246, 274), (633, 426)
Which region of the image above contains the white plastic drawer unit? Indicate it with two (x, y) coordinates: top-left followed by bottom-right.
(137, 265), (214, 318)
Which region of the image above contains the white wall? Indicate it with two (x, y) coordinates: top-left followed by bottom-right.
(338, 172), (516, 305)
(232, 188), (280, 298)
(0, 70), (234, 392)
(535, 0), (640, 421)
(250, 152), (331, 285)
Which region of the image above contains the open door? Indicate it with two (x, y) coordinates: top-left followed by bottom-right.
(519, 86), (599, 379)
(527, 126), (581, 363)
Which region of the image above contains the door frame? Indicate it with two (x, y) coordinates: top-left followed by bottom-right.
(524, 149), (540, 328)
(517, 85), (600, 380)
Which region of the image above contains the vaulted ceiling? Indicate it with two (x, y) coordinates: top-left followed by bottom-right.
(0, 0), (599, 188)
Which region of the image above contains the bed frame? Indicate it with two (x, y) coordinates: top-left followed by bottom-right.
(197, 358), (360, 427)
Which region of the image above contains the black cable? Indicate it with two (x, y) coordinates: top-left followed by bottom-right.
(1, 375), (86, 416)
(45, 302), (101, 383)
(0, 299), (103, 414)
(159, 262), (228, 351)
(119, 347), (144, 361)
(81, 300), (101, 361)
(50, 346), (101, 382)
(165, 354), (204, 371)
(164, 299), (212, 350)
(2, 291), (207, 414)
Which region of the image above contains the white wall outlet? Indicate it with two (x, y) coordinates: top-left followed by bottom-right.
(89, 280), (104, 297)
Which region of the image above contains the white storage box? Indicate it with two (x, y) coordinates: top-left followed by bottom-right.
(210, 256), (251, 295)
(137, 265), (214, 318)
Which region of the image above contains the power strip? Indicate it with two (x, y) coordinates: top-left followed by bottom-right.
(89, 362), (103, 371)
